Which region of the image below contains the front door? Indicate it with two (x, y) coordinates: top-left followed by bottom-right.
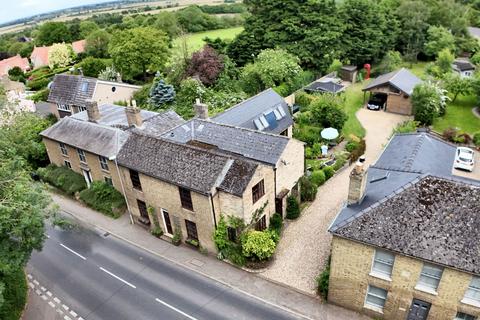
(407, 299), (431, 320)
(82, 169), (93, 188)
(162, 209), (173, 236)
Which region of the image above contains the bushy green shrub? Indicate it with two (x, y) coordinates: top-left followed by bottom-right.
(0, 269), (27, 320)
(332, 152), (348, 171)
(345, 140), (359, 152)
(394, 120), (419, 134)
(151, 226), (164, 238)
(310, 170), (326, 187)
(79, 182), (126, 218)
(473, 132), (480, 146)
(349, 139), (366, 164)
(38, 164), (87, 195)
(222, 243), (246, 266)
(213, 215), (229, 251)
(29, 88), (49, 102)
(293, 125), (322, 146)
(300, 175), (318, 202)
(316, 256), (331, 299)
(295, 91), (315, 110)
(241, 231), (276, 261)
(268, 229), (280, 244)
(269, 213), (283, 233)
(323, 166), (334, 180)
(286, 196), (300, 219)
(27, 77), (50, 91)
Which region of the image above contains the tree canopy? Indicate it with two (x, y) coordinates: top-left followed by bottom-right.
(35, 22), (71, 46)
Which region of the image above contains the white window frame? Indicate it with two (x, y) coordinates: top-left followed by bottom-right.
(64, 160), (71, 168)
(77, 148), (87, 163)
(98, 156), (109, 171)
(253, 118), (264, 130)
(59, 142), (68, 156)
(462, 276), (480, 307)
(57, 104), (71, 111)
(78, 105), (87, 112)
(455, 312), (477, 320)
(273, 109), (282, 120)
(277, 105), (286, 117)
(259, 115), (269, 128)
(370, 249), (395, 280)
(364, 285), (387, 312)
(415, 263), (443, 294)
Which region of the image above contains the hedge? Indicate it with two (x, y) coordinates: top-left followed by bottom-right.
(37, 164), (87, 195)
(79, 181), (126, 219)
(0, 269), (27, 320)
(286, 196), (300, 219)
(310, 170), (326, 187)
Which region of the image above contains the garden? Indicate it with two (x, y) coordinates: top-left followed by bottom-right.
(37, 164), (126, 218)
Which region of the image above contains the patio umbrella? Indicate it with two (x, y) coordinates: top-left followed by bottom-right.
(321, 127), (339, 140)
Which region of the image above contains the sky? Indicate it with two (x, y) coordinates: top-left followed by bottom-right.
(1, 0), (114, 25)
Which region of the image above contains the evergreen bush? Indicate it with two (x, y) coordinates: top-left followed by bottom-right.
(310, 170), (326, 187)
(79, 181), (126, 218)
(323, 166), (334, 180)
(300, 176), (318, 202)
(286, 196), (300, 219)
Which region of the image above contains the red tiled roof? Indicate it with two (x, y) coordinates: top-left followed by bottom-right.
(0, 55), (30, 76)
(30, 46), (50, 67)
(72, 40), (86, 54)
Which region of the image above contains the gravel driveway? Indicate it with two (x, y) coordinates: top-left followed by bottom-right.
(261, 108), (410, 295)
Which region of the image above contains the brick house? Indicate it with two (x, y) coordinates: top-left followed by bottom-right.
(328, 132), (480, 320)
(363, 68), (422, 115)
(212, 88), (294, 137)
(41, 100), (304, 252)
(47, 74), (141, 118)
(0, 55), (30, 76)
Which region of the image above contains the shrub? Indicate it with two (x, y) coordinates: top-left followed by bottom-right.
(394, 120), (419, 134)
(310, 94), (348, 130)
(268, 229), (280, 244)
(345, 140), (359, 152)
(454, 132), (472, 144)
(310, 170), (326, 187)
(332, 152), (348, 171)
(295, 91), (315, 111)
(293, 125), (322, 146)
(305, 147), (313, 159)
(269, 213), (283, 233)
(38, 164), (87, 195)
(349, 139), (366, 164)
(316, 256), (331, 299)
(213, 215), (229, 251)
(241, 231), (276, 261)
(442, 127), (458, 142)
(29, 88), (49, 102)
(300, 176), (318, 202)
(0, 269), (27, 320)
(222, 243), (246, 266)
(286, 196), (300, 219)
(27, 77), (50, 91)
(151, 226), (164, 238)
(473, 132), (480, 146)
(79, 182), (126, 218)
(323, 166), (335, 180)
(172, 229), (181, 246)
(78, 57), (111, 77)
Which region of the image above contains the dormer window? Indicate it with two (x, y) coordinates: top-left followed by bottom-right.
(81, 82), (88, 92)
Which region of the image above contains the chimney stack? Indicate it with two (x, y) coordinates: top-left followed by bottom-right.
(347, 157), (367, 205)
(194, 99), (209, 120)
(125, 105), (143, 127)
(85, 99), (100, 122)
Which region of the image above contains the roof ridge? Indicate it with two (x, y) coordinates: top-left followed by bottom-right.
(212, 88), (279, 119)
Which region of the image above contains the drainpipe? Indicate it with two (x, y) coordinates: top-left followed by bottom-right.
(209, 192), (217, 229)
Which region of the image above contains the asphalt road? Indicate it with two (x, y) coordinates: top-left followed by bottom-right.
(27, 222), (302, 320)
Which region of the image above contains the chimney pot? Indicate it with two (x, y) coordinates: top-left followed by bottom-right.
(125, 106), (143, 127)
(348, 156), (367, 205)
(85, 99), (100, 122)
(194, 100), (209, 120)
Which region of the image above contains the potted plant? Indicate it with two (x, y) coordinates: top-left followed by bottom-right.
(172, 229), (181, 246)
(185, 238), (199, 248)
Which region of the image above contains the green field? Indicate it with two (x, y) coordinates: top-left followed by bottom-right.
(342, 82), (367, 138)
(433, 94), (480, 134)
(172, 27), (244, 55)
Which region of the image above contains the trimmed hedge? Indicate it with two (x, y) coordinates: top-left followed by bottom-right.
(79, 182), (126, 219)
(37, 164), (87, 195)
(286, 196), (300, 219)
(323, 166), (334, 180)
(310, 170), (326, 187)
(0, 269), (28, 320)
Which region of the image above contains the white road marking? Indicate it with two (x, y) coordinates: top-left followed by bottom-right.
(41, 295), (48, 301)
(27, 274), (33, 279)
(28, 282), (35, 289)
(33, 279), (39, 286)
(57, 309), (64, 315)
(62, 304), (69, 311)
(46, 291), (52, 297)
(54, 297), (61, 304)
(155, 298), (198, 320)
(60, 243), (87, 260)
(35, 289), (42, 295)
(48, 301), (55, 308)
(70, 310), (77, 317)
(64, 316), (72, 320)
(99, 267), (136, 289)
(40, 286), (46, 291)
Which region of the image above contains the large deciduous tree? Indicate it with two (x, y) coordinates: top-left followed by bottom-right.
(443, 73), (472, 102)
(108, 27), (169, 81)
(85, 29), (111, 59)
(310, 94), (348, 130)
(424, 26), (456, 57)
(48, 43), (74, 69)
(338, 0), (393, 66)
(36, 22), (71, 46)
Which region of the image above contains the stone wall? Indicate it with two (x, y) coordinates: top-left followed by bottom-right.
(275, 138), (304, 198)
(329, 236), (480, 320)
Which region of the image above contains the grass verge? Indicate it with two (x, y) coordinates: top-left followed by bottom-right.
(433, 94), (479, 134)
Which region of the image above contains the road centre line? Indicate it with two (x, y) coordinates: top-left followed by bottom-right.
(60, 244), (87, 260)
(99, 267), (136, 289)
(155, 298), (199, 320)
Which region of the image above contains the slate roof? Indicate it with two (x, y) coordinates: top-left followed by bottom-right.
(72, 104), (158, 128)
(453, 59), (476, 72)
(330, 131), (480, 274)
(116, 133), (257, 196)
(333, 176), (480, 275)
(48, 74), (96, 106)
(363, 68), (422, 96)
(212, 88), (293, 135)
(305, 81), (345, 94)
(40, 116), (128, 158)
(162, 119), (289, 166)
(131, 110), (186, 137)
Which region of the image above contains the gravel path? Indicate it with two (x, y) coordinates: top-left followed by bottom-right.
(261, 109), (409, 295)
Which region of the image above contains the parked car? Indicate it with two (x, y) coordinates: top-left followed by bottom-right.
(367, 95), (386, 111)
(454, 147), (475, 172)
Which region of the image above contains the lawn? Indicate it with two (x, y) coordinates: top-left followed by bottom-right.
(433, 94), (480, 135)
(403, 61), (428, 78)
(342, 82), (366, 138)
(172, 27), (244, 55)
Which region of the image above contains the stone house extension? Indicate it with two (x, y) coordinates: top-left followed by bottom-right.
(47, 74), (141, 119)
(41, 100), (304, 252)
(362, 68), (422, 115)
(328, 132), (480, 320)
